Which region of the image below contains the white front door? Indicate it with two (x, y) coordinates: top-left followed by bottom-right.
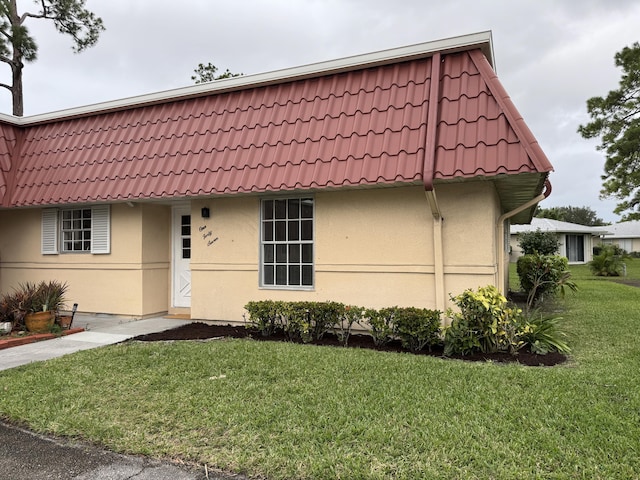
(172, 206), (191, 308)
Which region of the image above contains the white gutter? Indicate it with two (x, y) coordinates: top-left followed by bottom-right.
(0, 31), (493, 126)
(496, 179), (552, 294)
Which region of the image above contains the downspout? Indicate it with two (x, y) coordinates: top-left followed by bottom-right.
(422, 53), (446, 312)
(496, 178), (552, 294)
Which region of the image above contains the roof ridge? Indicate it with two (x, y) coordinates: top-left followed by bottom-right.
(0, 31), (492, 126)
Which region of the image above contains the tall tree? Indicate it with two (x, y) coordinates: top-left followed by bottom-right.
(191, 62), (242, 84)
(535, 205), (606, 226)
(578, 42), (640, 220)
(0, 0), (104, 116)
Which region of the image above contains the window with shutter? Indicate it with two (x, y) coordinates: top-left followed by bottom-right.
(41, 205), (111, 255)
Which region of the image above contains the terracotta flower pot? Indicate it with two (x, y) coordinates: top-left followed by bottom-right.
(25, 311), (55, 333)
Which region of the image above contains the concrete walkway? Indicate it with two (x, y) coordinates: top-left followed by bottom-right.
(0, 314), (190, 371)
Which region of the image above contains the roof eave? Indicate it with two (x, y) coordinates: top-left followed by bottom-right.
(0, 31), (494, 126)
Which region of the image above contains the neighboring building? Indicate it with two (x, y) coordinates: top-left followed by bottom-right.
(510, 218), (608, 264)
(601, 220), (640, 253)
(0, 31), (553, 323)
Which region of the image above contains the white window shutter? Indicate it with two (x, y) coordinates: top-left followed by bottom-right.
(41, 209), (59, 254)
(91, 205), (110, 254)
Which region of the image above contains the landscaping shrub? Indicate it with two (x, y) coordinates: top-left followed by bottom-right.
(279, 302), (309, 342)
(243, 295), (568, 357)
(244, 300), (284, 336)
(335, 305), (364, 347)
(272, 301), (344, 343)
(305, 301), (344, 342)
(517, 229), (560, 255)
(589, 244), (628, 276)
(445, 285), (524, 356)
(364, 307), (395, 347)
(391, 307), (441, 352)
(517, 253), (577, 308)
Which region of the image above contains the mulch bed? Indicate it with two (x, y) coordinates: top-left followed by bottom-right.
(134, 322), (567, 367)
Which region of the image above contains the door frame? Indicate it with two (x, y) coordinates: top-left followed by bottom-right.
(171, 204), (192, 308)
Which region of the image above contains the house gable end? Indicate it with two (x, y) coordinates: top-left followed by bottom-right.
(433, 50), (553, 181)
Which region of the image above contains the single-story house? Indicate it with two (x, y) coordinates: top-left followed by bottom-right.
(510, 218), (608, 264)
(0, 31), (553, 323)
(600, 220), (640, 253)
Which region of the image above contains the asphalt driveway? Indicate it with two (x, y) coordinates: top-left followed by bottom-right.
(0, 420), (209, 480)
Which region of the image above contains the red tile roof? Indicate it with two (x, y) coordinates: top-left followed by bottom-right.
(434, 50), (550, 179)
(0, 123), (17, 204)
(0, 35), (552, 208)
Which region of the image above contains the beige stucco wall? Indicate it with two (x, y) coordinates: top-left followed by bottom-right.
(191, 183), (500, 323)
(1, 182), (502, 322)
(0, 203), (170, 316)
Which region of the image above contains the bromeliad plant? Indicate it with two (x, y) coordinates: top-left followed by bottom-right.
(519, 311), (571, 354)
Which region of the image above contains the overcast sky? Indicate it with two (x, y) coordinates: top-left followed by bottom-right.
(3, 0), (639, 223)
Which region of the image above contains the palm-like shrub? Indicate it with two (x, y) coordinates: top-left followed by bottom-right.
(589, 244), (627, 276)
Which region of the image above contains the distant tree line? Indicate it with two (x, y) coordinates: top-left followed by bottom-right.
(534, 205), (606, 226)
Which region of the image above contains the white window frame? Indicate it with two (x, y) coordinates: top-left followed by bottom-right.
(260, 196), (314, 289)
(42, 205), (110, 255)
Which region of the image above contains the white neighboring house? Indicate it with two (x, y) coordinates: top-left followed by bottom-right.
(510, 218), (609, 264)
(601, 220), (640, 253)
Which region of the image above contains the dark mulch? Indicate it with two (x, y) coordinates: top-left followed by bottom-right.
(133, 322), (567, 367)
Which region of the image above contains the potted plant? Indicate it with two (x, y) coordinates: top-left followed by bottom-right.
(0, 285), (35, 333)
(1, 292), (16, 334)
(20, 281), (69, 333)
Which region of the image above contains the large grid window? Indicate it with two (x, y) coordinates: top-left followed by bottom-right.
(261, 197), (313, 288)
(61, 208), (92, 252)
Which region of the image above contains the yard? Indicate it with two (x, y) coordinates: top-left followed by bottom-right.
(0, 261), (639, 479)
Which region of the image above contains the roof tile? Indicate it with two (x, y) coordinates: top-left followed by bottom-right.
(1, 47), (551, 207)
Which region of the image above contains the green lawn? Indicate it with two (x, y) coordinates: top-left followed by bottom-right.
(1, 261), (640, 479)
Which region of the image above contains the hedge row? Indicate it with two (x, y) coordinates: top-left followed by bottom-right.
(245, 286), (572, 357)
(244, 300), (441, 352)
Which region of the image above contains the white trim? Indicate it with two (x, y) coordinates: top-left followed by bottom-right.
(0, 31), (493, 126)
(259, 196), (315, 290)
